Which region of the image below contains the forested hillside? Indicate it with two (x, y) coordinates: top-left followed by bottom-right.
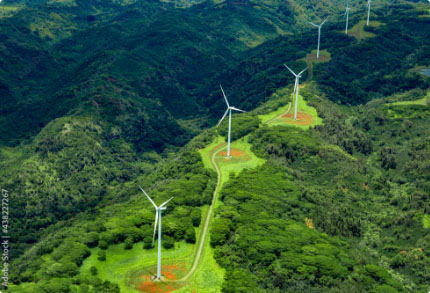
(212, 85), (430, 292)
(1, 0), (430, 292)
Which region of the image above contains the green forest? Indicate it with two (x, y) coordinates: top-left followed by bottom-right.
(1, 0), (430, 292)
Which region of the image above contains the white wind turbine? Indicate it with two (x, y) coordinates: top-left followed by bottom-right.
(217, 85), (246, 158)
(139, 185), (173, 281)
(345, 0), (351, 34)
(284, 65), (308, 120)
(308, 19), (328, 58)
(366, 0), (371, 26)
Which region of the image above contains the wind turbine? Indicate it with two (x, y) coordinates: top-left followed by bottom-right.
(284, 65), (308, 120)
(217, 85), (246, 158)
(345, 0), (351, 34)
(139, 185), (173, 281)
(366, 0), (371, 26)
(308, 19), (328, 58)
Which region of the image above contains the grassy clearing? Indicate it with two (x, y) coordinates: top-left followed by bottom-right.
(423, 214), (430, 229)
(80, 240), (195, 292)
(259, 103), (290, 124)
(389, 96), (430, 106)
(268, 89), (323, 129)
(200, 135), (265, 188)
(256, 87), (292, 123)
(347, 20), (382, 41)
(79, 206), (216, 292)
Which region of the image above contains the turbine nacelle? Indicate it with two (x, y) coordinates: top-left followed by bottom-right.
(308, 18), (327, 29)
(217, 85), (246, 127)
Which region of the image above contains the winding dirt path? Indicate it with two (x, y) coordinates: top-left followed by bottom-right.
(165, 101), (293, 285)
(172, 145), (225, 282)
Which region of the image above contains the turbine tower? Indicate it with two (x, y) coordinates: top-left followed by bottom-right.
(345, 0), (351, 34)
(139, 185), (173, 281)
(366, 0), (371, 26)
(217, 85), (246, 158)
(284, 65), (308, 120)
(308, 19), (328, 58)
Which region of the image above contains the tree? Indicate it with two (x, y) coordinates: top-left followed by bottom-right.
(124, 238), (133, 250)
(162, 236), (175, 249)
(210, 218), (232, 247)
(185, 226), (196, 243)
(97, 251), (106, 261)
(190, 209), (201, 227)
(90, 266), (98, 276)
(83, 232), (99, 248)
(379, 147), (397, 170)
(98, 240), (108, 250)
(143, 236), (153, 250)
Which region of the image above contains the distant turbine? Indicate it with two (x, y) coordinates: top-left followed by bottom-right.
(366, 0), (371, 26)
(308, 19), (328, 58)
(284, 65), (308, 120)
(139, 185), (173, 281)
(217, 85), (246, 158)
(345, 0), (351, 34)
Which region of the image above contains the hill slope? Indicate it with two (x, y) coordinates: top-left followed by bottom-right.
(2, 1), (430, 292)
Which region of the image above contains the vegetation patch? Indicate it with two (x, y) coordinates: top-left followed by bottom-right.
(300, 49), (331, 79)
(268, 91), (322, 129)
(423, 215), (430, 229)
(388, 95), (430, 106)
(347, 20), (382, 41)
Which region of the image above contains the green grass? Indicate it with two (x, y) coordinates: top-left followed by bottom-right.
(200, 135), (266, 188)
(255, 87), (291, 123)
(347, 20), (382, 41)
(423, 214), (430, 229)
(176, 234), (224, 292)
(79, 201), (225, 292)
(175, 205), (225, 292)
(389, 96), (429, 106)
(80, 241), (195, 292)
(266, 87), (323, 129)
(258, 103), (291, 124)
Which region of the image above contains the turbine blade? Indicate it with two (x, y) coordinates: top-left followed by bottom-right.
(230, 106), (246, 113)
(139, 185), (158, 209)
(160, 197), (174, 208)
(321, 18), (328, 26)
(298, 67), (309, 76)
(220, 84), (230, 107)
(152, 211), (158, 246)
(308, 21), (319, 28)
(217, 108), (229, 127)
(283, 64), (298, 77)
